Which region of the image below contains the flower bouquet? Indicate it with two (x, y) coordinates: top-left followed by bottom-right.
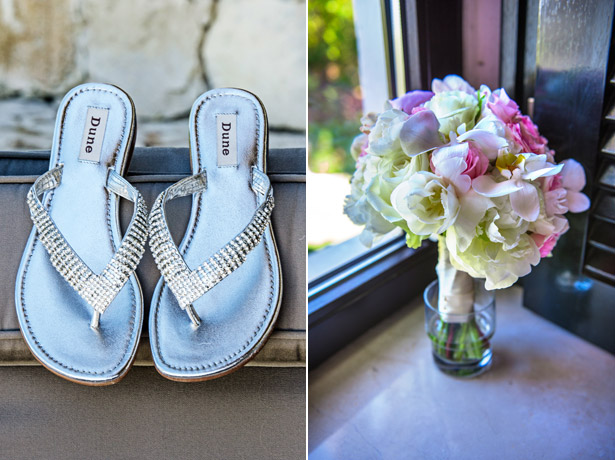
(344, 75), (590, 375)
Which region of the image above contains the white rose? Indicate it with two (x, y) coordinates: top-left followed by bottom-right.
(366, 151), (431, 224)
(391, 171), (460, 236)
(366, 109), (408, 156)
(432, 75), (476, 95)
(344, 155), (396, 246)
(482, 196), (530, 250)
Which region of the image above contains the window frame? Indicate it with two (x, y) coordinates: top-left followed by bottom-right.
(308, 235), (437, 369)
(308, 0), (436, 369)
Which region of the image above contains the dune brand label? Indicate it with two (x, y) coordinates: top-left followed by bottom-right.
(217, 114), (237, 167)
(79, 107), (109, 163)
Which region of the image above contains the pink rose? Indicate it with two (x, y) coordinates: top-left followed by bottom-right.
(463, 142), (489, 180)
(432, 142), (488, 180)
(531, 233), (559, 258)
(507, 116), (547, 155)
(517, 115), (548, 155)
(429, 141), (489, 193)
(488, 88), (548, 155)
(487, 89), (519, 123)
(390, 90), (434, 115)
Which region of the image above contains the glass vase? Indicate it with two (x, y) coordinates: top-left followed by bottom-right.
(424, 279), (495, 378)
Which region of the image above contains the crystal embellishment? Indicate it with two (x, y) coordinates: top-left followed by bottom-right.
(148, 168), (274, 326)
(27, 166), (148, 321)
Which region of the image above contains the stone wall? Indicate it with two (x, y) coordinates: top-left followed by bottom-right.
(0, 0), (306, 149)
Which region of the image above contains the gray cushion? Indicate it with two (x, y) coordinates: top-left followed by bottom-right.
(0, 366), (305, 459)
(0, 147), (306, 366)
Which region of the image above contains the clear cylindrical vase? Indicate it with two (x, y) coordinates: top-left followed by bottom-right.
(424, 279), (495, 378)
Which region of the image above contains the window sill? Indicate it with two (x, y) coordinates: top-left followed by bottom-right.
(308, 286), (615, 458)
(308, 237), (437, 369)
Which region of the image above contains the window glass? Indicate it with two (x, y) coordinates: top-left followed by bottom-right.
(308, 0), (363, 253)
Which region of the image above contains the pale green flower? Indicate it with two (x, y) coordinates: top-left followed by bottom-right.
(446, 225), (540, 290)
(425, 90), (480, 138)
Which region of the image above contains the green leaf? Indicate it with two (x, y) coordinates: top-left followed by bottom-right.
(476, 90), (486, 122)
(399, 224), (426, 249)
(393, 220), (426, 249)
(406, 232), (425, 249)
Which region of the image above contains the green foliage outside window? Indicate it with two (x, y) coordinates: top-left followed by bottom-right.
(308, 0), (362, 175)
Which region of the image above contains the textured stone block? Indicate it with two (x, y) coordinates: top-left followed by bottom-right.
(202, 0), (306, 130)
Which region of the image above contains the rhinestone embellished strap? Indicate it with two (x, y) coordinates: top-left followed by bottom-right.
(149, 168), (275, 327)
(27, 166), (148, 328)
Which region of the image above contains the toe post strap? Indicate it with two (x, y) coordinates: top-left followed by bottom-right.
(27, 166), (149, 328)
(149, 168), (274, 327)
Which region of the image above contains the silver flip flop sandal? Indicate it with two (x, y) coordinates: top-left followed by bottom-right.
(15, 83), (147, 385)
(148, 88), (283, 381)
